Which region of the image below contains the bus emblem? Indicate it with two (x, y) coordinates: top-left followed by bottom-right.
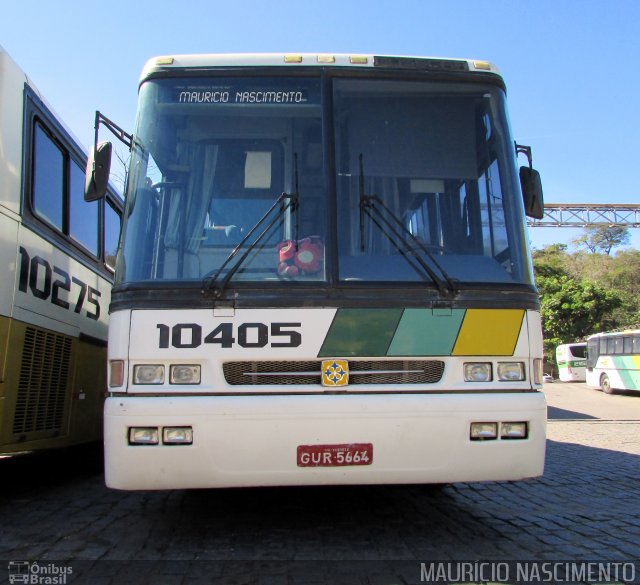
(321, 360), (349, 387)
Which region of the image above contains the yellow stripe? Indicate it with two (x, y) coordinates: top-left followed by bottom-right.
(452, 309), (524, 356)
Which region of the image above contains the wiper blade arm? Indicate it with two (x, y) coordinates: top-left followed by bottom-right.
(202, 191), (298, 297)
(358, 155), (458, 297)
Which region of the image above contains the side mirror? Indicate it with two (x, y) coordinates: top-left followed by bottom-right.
(85, 141), (112, 201)
(520, 166), (544, 220)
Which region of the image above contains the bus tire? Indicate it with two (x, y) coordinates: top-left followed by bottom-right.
(601, 374), (614, 395)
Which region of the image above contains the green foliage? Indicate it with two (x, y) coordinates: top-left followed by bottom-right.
(536, 273), (622, 362)
(533, 241), (638, 366)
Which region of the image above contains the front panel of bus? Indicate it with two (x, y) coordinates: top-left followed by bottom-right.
(104, 57), (546, 489)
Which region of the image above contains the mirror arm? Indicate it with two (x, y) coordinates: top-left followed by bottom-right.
(94, 111), (133, 152)
(515, 142), (533, 168)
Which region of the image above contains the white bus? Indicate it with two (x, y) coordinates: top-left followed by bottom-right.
(586, 330), (640, 394)
(0, 46), (122, 454)
(86, 53), (547, 490)
(555, 342), (587, 382)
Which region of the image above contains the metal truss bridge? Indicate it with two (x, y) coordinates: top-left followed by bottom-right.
(528, 203), (640, 227)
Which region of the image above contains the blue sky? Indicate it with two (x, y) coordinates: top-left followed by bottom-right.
(2, 0), (639, 250)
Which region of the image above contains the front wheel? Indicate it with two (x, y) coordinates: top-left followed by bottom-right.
(601, 374), (614, 395)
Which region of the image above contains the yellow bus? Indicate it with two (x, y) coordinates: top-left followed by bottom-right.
(0, 46), (122, 454)
(86, 53), (546, 489)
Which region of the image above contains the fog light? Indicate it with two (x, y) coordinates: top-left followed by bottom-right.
(497, 362), (525, 381)
(464, 363), (492, 382)
(501, 422), (528, 439)
(129, 427), (159, 445)
(470, 422), (498, 440)
(133, 364), (164, 385)
(170, 365), (201, 385)
(163, 427), (193, 445)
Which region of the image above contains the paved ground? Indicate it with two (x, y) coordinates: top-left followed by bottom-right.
(545, 381), (640, 424)
(1, 383), (639, 584)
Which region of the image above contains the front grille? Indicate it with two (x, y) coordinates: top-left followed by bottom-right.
(13, 327), (72, 434)
(223, 360), (444, 386)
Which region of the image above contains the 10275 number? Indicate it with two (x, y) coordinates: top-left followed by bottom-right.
(18, 246), (101, 320)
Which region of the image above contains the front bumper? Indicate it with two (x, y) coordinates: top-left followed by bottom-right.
(104, 391), (546, 490)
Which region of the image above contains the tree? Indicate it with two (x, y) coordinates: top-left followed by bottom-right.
(535, 273), (623, 365)
(532, 241), (639, 368)
(532, 243), (569, 278)
(572, 225), (631, 255)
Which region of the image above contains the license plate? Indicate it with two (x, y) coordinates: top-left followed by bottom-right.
(297, 443), (373, 467)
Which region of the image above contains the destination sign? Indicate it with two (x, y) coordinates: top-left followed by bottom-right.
(178, 89), (308, 104)
(168, 78), (320, 105)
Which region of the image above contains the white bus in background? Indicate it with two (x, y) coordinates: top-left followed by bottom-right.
(555, 343), (587, 382)
(0, 45), (122, 455)
(586, 330), (640, 394)
(85, 53), (547, 490)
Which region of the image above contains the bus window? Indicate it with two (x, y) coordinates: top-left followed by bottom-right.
(105, 201), (121, 270)
(70, 159), (99, 255)
(614, 337), (624, 354)
(586, 339), (598, 369)
(32, 122), (64, 230)
(623, 337), (633, 355)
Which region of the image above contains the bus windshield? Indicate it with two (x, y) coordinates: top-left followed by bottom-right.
(117, 75), (533, 289)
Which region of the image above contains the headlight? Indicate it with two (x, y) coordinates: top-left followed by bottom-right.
(170, 365), (201, 385)
(133, 364), (165, 385)
(464, 362), (492, 382)
(497, 362), (525, 381)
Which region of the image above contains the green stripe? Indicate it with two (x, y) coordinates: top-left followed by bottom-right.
(613, 356), (640, 391)
(318, 308), (403, 357)
(387, 308), (465, 356)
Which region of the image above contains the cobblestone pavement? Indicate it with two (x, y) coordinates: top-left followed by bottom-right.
(1, 385), (639, 584)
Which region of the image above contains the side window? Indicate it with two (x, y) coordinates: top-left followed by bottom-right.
(104, 201), (121, 270)
(33, 122), (64, 230)
(613, 337), (624, 355)
(586, 340), (598, 368)
(70, 159), (99, 255)
(606, 338), (616, 354)
(479, 159), (508, 259)
(30, 116), (106, 263)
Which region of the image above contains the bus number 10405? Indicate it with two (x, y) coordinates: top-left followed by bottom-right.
(157, 322), (302, 349)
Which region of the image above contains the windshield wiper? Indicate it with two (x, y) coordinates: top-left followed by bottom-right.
(203, 154), (300, 298)
(358, 154), (458, 298)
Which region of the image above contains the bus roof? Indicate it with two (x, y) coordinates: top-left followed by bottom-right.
(140, 53), (501, 83)
(588, 330), (640, 339)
